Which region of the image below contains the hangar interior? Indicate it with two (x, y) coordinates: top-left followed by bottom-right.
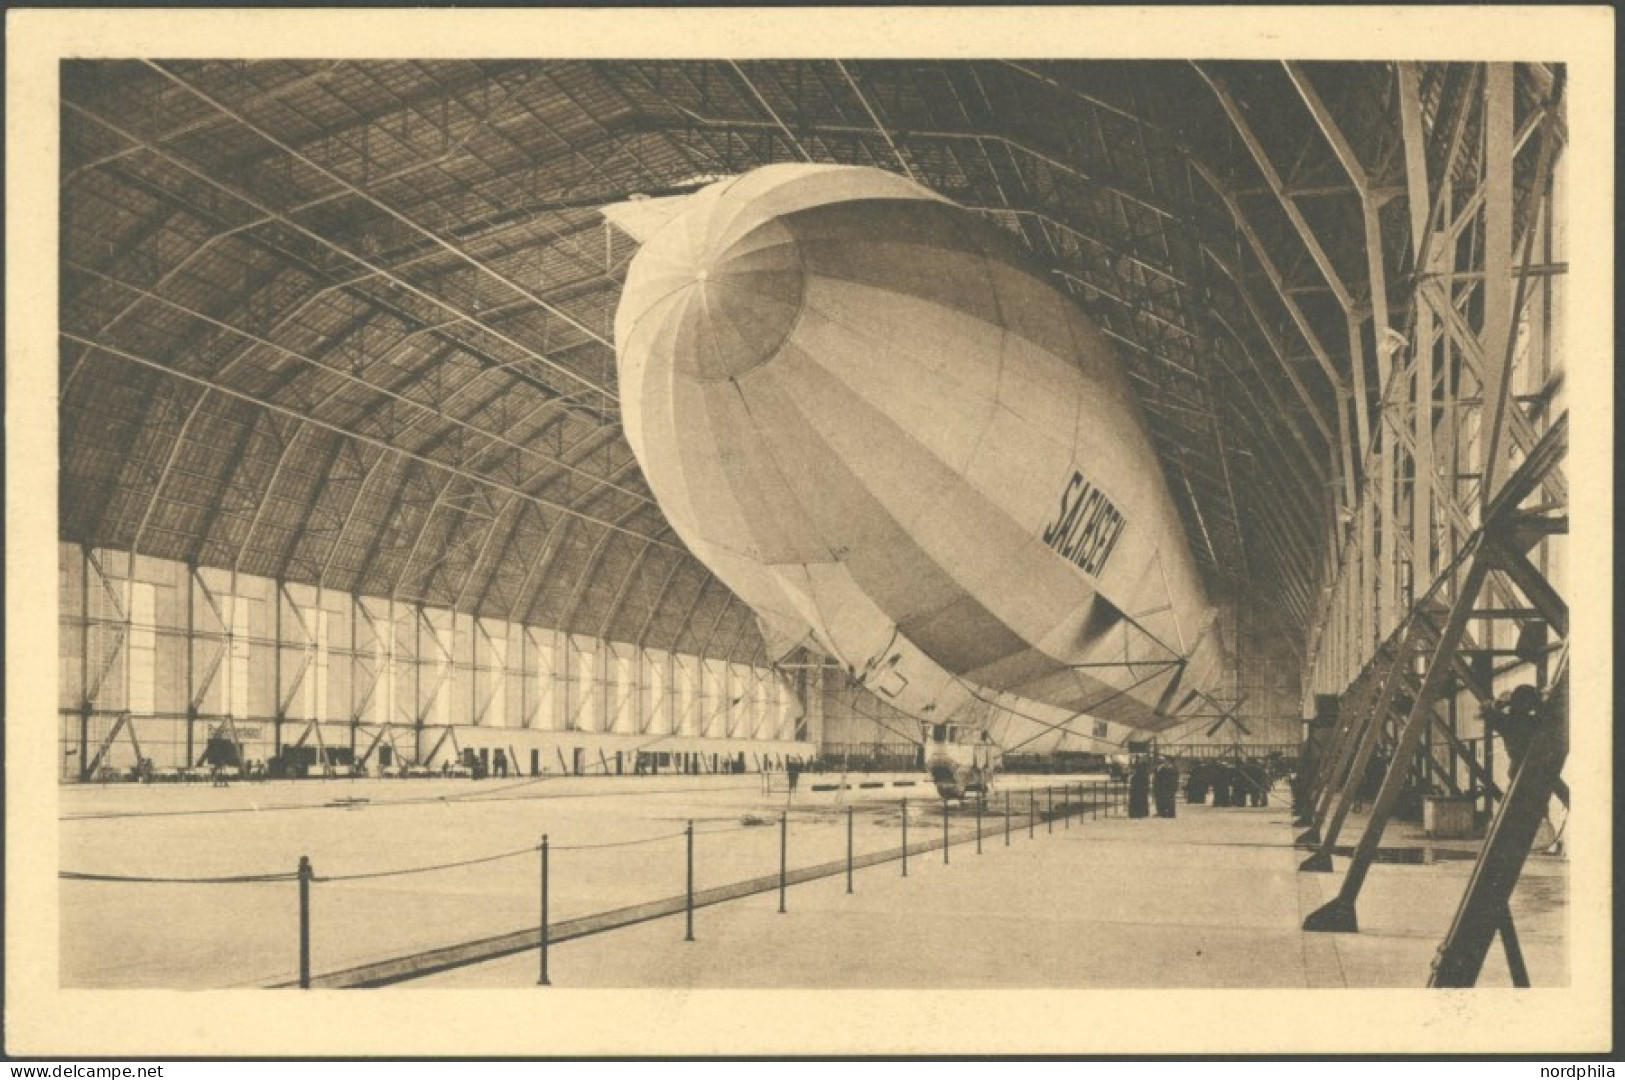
(54, 58), (1569, 990)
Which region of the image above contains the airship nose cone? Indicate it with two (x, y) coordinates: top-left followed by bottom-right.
(634, 213), (806, 383)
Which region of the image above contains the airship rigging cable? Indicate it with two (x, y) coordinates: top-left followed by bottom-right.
(959, 660), (1184, 756)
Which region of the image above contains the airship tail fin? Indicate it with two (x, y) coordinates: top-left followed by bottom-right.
(601, 193), (698, 244)
(755, 611), (813, 666)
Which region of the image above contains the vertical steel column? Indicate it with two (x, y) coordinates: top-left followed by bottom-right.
(1482, 681), (1497, 821)
(684, 820), (695, 940)
(538, 835), (551, 984)
(1478, 63), (1516, 505)
(778, 811), (787, 913)
(79, 544), (92, 781)
(185, 560), (196, 767)
(900, 798), (908, 876)
(348, 594), (359, 760)
(413, 604), (423, 762)
(274, 583), (284, 757)
(846, 806), (854, 892)
(297, 855), (312, 989)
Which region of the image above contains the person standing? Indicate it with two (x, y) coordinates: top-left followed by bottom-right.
(1128, 758), (1151, 818)
(1184, 761), (1206, 804)
(1154, 759), (1178, 818)
(1247, 760), (1270, 807)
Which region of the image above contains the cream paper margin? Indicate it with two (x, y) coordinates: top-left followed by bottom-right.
(6, 6), (1614, 1057)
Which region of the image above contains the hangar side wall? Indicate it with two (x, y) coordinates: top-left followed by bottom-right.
(58, 544), (815, 780)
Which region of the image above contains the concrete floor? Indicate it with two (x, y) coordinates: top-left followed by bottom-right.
(59, 775), (1566, 989)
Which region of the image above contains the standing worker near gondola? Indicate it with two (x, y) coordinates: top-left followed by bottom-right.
(1247, 760), (1270, 807)
(1153, 758), (1178, 818)
(1127, 757), (1151, 818)
(1187, 761), (1212, 804)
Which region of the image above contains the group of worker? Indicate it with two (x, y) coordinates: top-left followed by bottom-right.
(1126, 757), (1273, 817)
(1185, 759), (1271, 807)
(1126, 758), (1182, 818)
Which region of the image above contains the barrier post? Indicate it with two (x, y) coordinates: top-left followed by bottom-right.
(1064, 783), (1070, 829)
(942, 799), (950, 865)
(297, 855), (312, 989)
(1029, 790), (1036, 838)
(846, 806), (854, 894)
(1004, 790), (1011, 846)
(778, 811), (788, 914)
(684, 821), (695, 942)
(1047, 786), (1054, 833)
(901, 798), (909, 877)
(538, 836), (552, 985)
(976, 794), (983, 854)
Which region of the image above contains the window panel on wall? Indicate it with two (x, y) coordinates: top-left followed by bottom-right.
(606, 643), (638, 735)
(694, 657), (713, 739)
(789, 672), (809, 742)
(391, 603), (417, 726)
(297, 606), (330, 722)
(672, 653), (700, 737)
(701, 658), (728, 739)
(477, 619), (507, 728)
(422, 609), (453, 727)
(642, 649), (669, 735)
(228, 595), (251, 720)
(729, 663), (753, 739)
(504, 623), (525, 730)
(524, 628), (556, 731)
(752, 669), (773, 740)
(128, 581), (156, 717)
(568, 637), (599, 733)
(363, 601), (396, 727)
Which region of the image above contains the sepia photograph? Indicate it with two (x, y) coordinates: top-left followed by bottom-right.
(6, 6), (1614, 1059)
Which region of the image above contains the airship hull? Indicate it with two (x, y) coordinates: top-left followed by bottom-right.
(612, 164), (1225, 741)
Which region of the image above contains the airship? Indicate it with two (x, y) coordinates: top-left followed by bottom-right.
(606, 164), (1230, 776)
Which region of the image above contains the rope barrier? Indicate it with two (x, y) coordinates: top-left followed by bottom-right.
(61, 793), (972, 889)
(550, 830), (688, 851)
(59, 869), (297, 884)
(314, 845), (539, 882)
(61, 779), (774, 822)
